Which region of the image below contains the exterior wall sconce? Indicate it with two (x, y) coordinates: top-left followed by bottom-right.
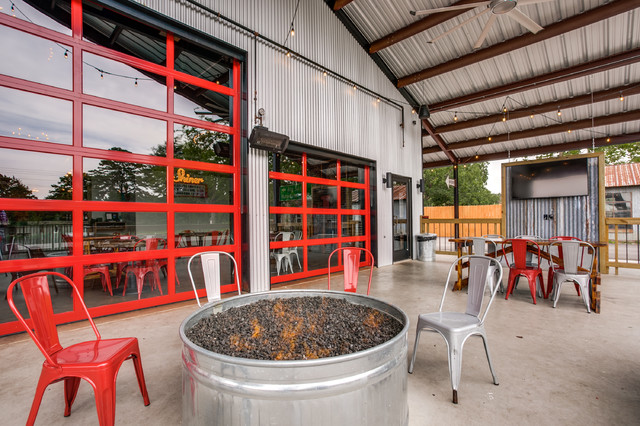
(416, 178), (424, 193)
(248, 126), (290, 154)
(382, 172), (393, 189)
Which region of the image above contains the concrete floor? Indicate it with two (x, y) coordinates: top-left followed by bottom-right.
(1, 256), (639, 425)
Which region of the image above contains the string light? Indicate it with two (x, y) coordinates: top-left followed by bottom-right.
(377, 97), (381, 103)
(11, 2), (15, 11)
(502, 115), (506, 122)
(353, 84), (357, 90)
(100, 71), (104, 79)
(530, 114), (534, 118)
(502, 106), (507, 113)
(286, 51), (291, 57)
(64, 49), (68, 59)
(134, 78), (138, 87)
(411, 108), (416, 114)
(290, 25), (295, 37)
(567, 129), (571, 133)
(557, 108), (562, 116)
(606, 137), (611, 143)
(488, 136), (492, 141)
(323, 70), (327, 77)
(619, 92), (624, 101)
(453, 112), (458, 122)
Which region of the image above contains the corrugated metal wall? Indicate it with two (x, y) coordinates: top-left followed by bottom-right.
(504, 156), (601, 241)
(141, 0), (423, 291)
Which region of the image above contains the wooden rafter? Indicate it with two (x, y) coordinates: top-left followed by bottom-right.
(333, 0), (355, 11)
(421, 119), (457, 164)
(398, 1), (637, 88)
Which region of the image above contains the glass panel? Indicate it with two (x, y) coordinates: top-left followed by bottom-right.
(83, 158), (166, 202)
(306, 244), (338, 271)
(307, 156), (337, 180)
(0, 210), (72, 261)
(83, 211), (166, 241)
(0, 25), (72, 89)
(83, 105), (166, 155)
(269, 214), (302, 236)
(0, 87), (73, 144)
(342, 215), (365, 237)
(174, 168), (233, 205)
(173, 123), (232, 164)
(175, 213), (233, 247)
(340, 161), (365, 183)
(83, 52), (167, 111)
(174, 38), (233, 88)
(269, 180), (302, 207)
(308, 184), (337, 209)
(174, 81), (231, 126)
(176, 253), (236, 294)
(82, 1), (166, 66)
(308, 214), (337, 239)
(1, 0), (72, 34)
(269, 151), (303, 174)
(0, 149), (72, 199)
(341, 187), (364, 210)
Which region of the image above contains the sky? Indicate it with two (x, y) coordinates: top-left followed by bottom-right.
(486, 160), (504, 194)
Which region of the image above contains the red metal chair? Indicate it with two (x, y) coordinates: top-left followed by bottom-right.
(503, 239), (544, 304)
(6, 271), (150, 425)
(547, 236), (582, 298)
(62, 234), (112, 296)
(327, 247), (374, 295)
(122, 238), (163, 299)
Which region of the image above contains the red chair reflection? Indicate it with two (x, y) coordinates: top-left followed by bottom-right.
(7, 271), (150, 425)
(547, 236), (582, 298)
(503, 239), (544, 304)
(328, 247), (374, 295)
(122, 238), (164, 299)
(62, 234), (112, 296)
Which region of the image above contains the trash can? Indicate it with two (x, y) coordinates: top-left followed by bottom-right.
(416, 233), (437, 262)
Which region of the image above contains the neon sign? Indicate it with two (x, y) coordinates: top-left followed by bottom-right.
(174, 168), (204, 184)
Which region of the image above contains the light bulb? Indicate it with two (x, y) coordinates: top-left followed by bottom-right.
(557, 108), (562, 116)
(134, 79), (138, 87)
(454, 113), (458, 122)
(290, 27), (295, 37)
(64, 50), (68, 59)
(323, 71), (327, 77)
(619, 93), (624, 101)
(488, 136), (492, 141)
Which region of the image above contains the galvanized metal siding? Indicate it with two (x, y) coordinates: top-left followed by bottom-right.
(505, 157), (600, 240)
(140, 0), (423, 289)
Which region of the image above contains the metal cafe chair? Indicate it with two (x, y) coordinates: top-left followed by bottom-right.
(408, 255), (502, 404)
(472, 237), (504, 293)
(187, 251), (241, 307)
(549, 240), (595, 313)
(6, 271), (150, 425)
(270, 232), (294, 275)
(547, 236), (582, 297)
(327, 247), (374, 295)
(503, 238), (545, 304)
(121, 237), (165, 299)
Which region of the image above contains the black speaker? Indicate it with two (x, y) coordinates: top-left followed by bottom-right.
(418, 105), (430, 119)
(383, 172), (393, 189)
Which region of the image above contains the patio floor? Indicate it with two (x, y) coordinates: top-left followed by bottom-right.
(1, 255), (639, 425)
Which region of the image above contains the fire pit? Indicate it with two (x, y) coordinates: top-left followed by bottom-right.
(180, 290), (409, 426)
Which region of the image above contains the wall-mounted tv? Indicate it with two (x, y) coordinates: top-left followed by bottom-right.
(511, 158), (589, 199)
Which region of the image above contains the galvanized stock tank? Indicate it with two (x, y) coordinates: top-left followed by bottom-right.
(180, 290), (409, 426)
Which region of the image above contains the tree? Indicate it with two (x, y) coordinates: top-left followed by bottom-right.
(423, 163), (500, 207)
(0, 174), (37, 199)
(532, 141), (640, 164)
(47, 172), (73, 200)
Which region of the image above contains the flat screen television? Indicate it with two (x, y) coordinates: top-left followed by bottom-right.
(511, 158), (589, 199)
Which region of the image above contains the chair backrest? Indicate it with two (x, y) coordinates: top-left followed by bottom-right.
(187, 251), (241, 307)
(327, 247), (374, 295)
(548, 236), (582, 264)
(7, 271), (101, 366)
(503, 239), (541, 269)
(514, 234), (541, 240)
(550, 241), (594, 275)
(216, 229), (229, 245)
(441, 255), (502, 321)
(472, 237), (489, 256)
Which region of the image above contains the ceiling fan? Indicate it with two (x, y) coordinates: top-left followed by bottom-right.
(410, 0), (554, 49)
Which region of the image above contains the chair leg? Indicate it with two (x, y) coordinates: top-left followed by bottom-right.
(92, 375), (117, 426)
(447, 336), (464, 404)
(553, 279), (562, 308)
(408, 329), (422, 374)
(480, 332), (499, 386)
(27, 370), (52, 426)
(129, 351), (151, 406)
(581, 281), (591, 313)
(64, 377), (81, 416)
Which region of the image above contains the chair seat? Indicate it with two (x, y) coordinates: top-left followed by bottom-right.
(418, 312), (481, 334)
(50, 338), (138, 366)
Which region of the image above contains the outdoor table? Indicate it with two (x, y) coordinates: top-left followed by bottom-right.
(178, 231), (211, 247)
(449, 237), (606, 312)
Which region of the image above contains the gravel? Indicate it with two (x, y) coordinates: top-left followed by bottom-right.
(185, 296), (404, 361)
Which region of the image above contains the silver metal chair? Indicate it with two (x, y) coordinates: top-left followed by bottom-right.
(408, 255), (502, 404)
(472, 237), (504, 293)
(187, 251), (241, 307)
(550, 241), (595, 313)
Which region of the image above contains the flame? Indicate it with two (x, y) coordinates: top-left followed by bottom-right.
(251, 318), (263, 338)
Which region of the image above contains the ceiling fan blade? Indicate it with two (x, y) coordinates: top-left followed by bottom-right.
(429, 8), (491, 43)
(411, 1), (489, 17)
(473, 13), (497, 49)
(509, 7), (544, 34)
(517, 0), (556, 5)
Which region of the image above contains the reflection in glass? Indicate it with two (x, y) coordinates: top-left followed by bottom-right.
(342, 215), (365, 237)
(0, 211), (72, 261)
(307, 156), (337, 180)
(269, 214), (302, 236)
(308, 184), (337, 209)
(175, 254), (235, 294)
(0, 25), (72, 89)
(307, 215), (337, 239)
(341, 187), (364, 210)
(0, 87), (73, 145)
(175, 212), (233, 246)
(0, 0), (71, 34)
(0, 149), (72, 200)
(83, 157), (166, 202)
(83, 211), (166, 240)
(174, 81), (232, 125)
(173, 123), (232, 164)
(341, 161), (365, 183)
(268, 151), (303, 174)
(83, 52), (167, 111)
(83, 105), (166, 155)
(269, 180), (302, 207)
(174, 38), (233, 87)
(306, 244), (338, 272)
(173, 167), (233, 205)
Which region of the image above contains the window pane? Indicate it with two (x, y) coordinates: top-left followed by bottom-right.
(83, 211), (166, 240)
(341, 187), (364, 210)
(308, 184), (337, 209)
(83, 158), (166, 202)
(307, 157), (337, 180)
(269, 151), (303, 174)
(0, 25), (72, 89)
(175, 213), (233, 246)
(269, 214), (302, 235)
(342, 215), (365, 237)
(173, 168), (233, 205)
(174, 38), (233, 88)
(173, 123), (232, 164)
(340, 162), (365, 183)
(269, 180), (302, 207)
(83, 52), (167, 111)
(308, 214), (337, 239)
(0, 210), (72, 261)
(83, 105), (166, 155)
(1, 0), (71, 34)
(306, 244), (338, 271)
(0, 149), (72, 199)
(174, 81), (231, 126)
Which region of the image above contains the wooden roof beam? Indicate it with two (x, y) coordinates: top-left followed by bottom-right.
(398, 1), (637, 88)
(422, 118), (457, 164)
